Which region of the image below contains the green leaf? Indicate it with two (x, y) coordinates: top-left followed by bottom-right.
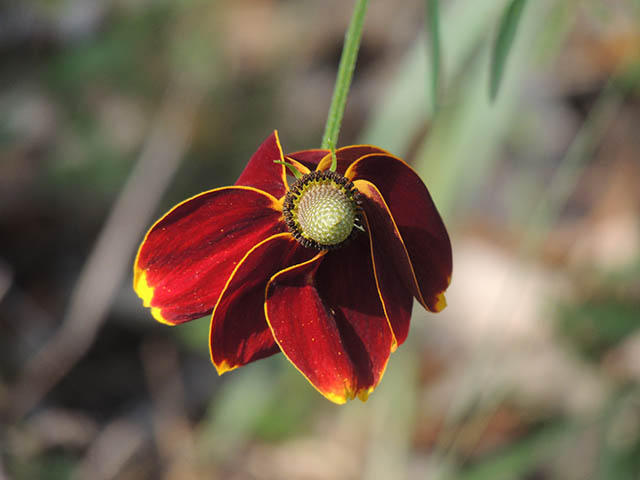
(489, 0), (528, 102)
(426, 0), (441, 113)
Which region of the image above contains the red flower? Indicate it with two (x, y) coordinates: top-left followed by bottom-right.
(134, 131), (452, 403)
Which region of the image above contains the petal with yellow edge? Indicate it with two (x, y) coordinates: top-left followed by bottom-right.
(347, 154), (452, 312)
(235, 131), (288, 198)
(134, 186), (285, 325)
(210, 233), (315, 374)
(356, 179), (415, 347)
(265, 235), (394, 404)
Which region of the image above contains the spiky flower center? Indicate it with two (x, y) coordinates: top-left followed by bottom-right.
(283, 171), (362, 250)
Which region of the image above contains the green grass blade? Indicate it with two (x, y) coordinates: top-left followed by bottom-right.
(426, 0), (441, 113)
(489, 0), (528, 102)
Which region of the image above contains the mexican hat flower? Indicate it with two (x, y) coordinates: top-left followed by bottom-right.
(134, 131), (452, 404)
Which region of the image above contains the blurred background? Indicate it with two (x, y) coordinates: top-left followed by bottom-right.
(1, 0), (639, 478)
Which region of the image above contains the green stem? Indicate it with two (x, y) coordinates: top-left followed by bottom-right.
(321, 0), (370, 170)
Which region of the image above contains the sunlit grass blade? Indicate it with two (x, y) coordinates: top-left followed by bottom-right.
(426, 0), (441, 113)
(489, 0), (528, 102)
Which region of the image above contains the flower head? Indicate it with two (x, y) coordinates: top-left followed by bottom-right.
(134, 131), (452, 404)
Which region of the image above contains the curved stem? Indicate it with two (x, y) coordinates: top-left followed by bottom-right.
(321, 0), (370, 170)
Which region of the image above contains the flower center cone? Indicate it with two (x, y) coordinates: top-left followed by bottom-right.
(283, 171), (362, 250)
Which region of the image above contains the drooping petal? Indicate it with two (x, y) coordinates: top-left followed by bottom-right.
(265, 235), (394, 404)
(134, 186), (286, 325)
(315, 145), (391, 175)
(210, 233), (316, 373)
(347, 154), (452, 312)
(356, 180), (415, 347)
(235, 131), (288, 198)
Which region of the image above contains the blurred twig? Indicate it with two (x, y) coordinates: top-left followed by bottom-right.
(141, 338), (198, 480)
(0, 258), (13, 304)
(73, 413), (148, 480)
(9, 82), (205, 420)
(0, 456), (7, 480)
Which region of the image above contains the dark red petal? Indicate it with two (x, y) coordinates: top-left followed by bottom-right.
(210, 233), (316, 373)
(286, 149), (329, 171)
(315, 145), (391, 174)
(134, 187), (285, 325)
(265, 235), (394, 404)
(347, 154), (452, 312)
(356, 180), (415, 347)
(235, 131), (287, 198)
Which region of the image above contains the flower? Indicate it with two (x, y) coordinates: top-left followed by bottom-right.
(134, 131), (452, 404)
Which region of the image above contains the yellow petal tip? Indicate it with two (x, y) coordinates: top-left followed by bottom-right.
(357, 388), (372, 402)
(434, 293), (447, 312)
(323, 391), (348, 405)
(134, 270), (154, 307)
(151, 306), (174, 326)
(214, 360), (238, 375)
(135, 270), (174, 326)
